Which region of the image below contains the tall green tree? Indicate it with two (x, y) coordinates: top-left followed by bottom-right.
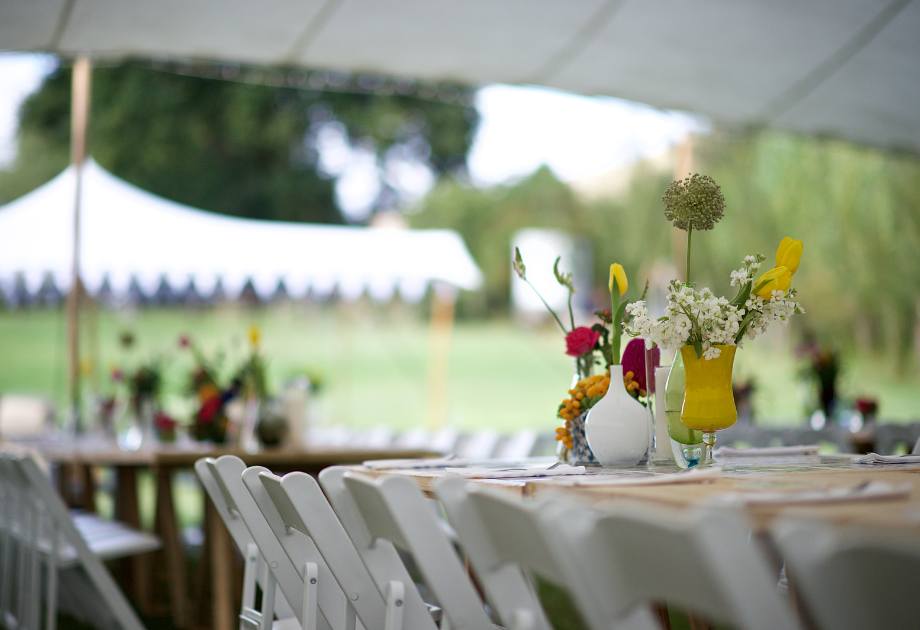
(1, 60), (478, 223)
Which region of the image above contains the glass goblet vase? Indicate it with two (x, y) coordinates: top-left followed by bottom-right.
(679, 344), (738, 466)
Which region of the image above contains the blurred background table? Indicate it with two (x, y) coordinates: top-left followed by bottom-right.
(38, 442), (436, 629)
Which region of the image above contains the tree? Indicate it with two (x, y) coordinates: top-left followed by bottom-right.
(1, 60), (479, 223)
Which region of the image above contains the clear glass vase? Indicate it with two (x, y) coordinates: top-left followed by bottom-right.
(664, 352), (705, 468)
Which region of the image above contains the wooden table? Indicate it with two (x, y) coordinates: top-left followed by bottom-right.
(351, 460), (920, 534)
(40, 443), (436, 629)
(349, 460), (919, 628)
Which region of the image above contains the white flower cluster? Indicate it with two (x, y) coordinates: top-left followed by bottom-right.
(729, 254), (765, 287)
(625, 254), (803, 360)
(740, 288), (804, 342)
(626, 281), (743, 359)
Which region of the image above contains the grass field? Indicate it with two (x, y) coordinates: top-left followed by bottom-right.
(1, 304), (918, 433)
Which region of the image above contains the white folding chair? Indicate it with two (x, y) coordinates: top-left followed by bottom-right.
(392, 429), (432, 450)
(195, 458), (295, 630)
(428, 428), (462, 455)
(455, 431), (502, 459)
(492, 431), (539, 460)
(352, 426), (396, 449)
(246, 466), (413, 629)
(774, 518), (920, 630)
(559, 499), (801, 630)
(912, 435), (920, 454)
(318, 467), (438, 630)
(326, 467), (498, 629)
(0, 449), (157, 630)
(435, 478), (658, 630)
(208, 455), (350, 630)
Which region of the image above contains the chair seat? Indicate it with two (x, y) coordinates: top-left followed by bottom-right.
(27, 511), (161, 566)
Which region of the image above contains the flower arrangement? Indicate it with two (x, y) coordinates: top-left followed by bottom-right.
(624, 172), (804, 360)
(513, 249), (657, 459)
(513, 248), (645, 377)
(154, 411), (178, 443)
(181, 334), (239, 444)
(626, 239), (804, 359)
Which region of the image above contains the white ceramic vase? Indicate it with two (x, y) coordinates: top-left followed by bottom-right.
(584, 364), (650, 466)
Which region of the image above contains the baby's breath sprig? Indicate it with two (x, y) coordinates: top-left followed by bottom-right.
(662, 173), (726, 284)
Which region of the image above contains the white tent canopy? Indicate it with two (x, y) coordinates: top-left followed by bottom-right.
(0, 160), (482, 304)
(2, 1), (919, 154)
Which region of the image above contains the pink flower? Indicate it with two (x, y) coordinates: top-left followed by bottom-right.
(565, 326), (601, 357)
(178, 334), (191, 349)
(621, 338), (661, 393)
(111, 368), (124, 382)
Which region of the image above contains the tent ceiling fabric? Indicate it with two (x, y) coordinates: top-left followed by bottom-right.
(1, 0), (919, 153)
(0, 161), (483, 303)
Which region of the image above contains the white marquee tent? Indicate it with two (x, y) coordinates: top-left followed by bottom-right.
(2, 0), (919, 153)
(0, 160), (483, 304)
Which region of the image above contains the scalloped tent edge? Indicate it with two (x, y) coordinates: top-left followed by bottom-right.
(0, 160), (483, 306)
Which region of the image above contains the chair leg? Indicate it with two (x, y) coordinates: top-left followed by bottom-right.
(241, 543), (259, 611)
(258, 571), (276, 630)
(302, 561), (319, 630)
(384, 581), (405, 630)
(46, 521), (60, 630)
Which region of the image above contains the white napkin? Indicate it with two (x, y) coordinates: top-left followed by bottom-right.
(714, 480), (911, 505)
(854, 453), (920, 465)
(444, 464), (586, 479)
(563, 466), (723, 487)
(362, 456), (555, 470)
(715, 445), (820, 466)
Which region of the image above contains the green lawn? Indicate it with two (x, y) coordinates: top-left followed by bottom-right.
(0, 304), (917, 433)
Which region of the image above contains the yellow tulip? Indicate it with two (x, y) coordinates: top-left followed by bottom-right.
(608, 263), (628, 297)
(753, 266), (792, 299)
(775, 237), (803, 275)
(248, 325), (261, 348)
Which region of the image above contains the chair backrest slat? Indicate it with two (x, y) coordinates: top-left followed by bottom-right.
(245, 466), (389, 628)
(775, 519), (920, 630)
(566, 500), (800, 630)
(210, 455), (343, 630)
(435, 477), (620, 630)
(342, 471), (494, 630)
(318, 466), (436, 630)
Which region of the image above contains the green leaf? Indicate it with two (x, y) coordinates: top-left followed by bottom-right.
(512, 247), (526, 279)
(730, 281), (752, 308)
(734, 310), (757, 344)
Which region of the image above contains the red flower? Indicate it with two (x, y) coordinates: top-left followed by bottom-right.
(178, 334), (191, 349)
(197, 396), (222, 423)
(621, 338), (661, 393)
(565, 326), (601, 357)
(855, 397), (878, 417)
(154, 411), (177, 430)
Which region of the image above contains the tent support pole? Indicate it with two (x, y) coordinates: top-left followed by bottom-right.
(67, 55), (91, 433)
(426, 284), (455, 430)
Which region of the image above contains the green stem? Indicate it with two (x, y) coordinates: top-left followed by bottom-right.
(610, 292), (621, 364)
(686, 226), (693, 284)
(567, 290), (575, 331)
(525, 278), (568, 333)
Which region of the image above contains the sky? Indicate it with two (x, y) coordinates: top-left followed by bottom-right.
(0, 53), (704, 218)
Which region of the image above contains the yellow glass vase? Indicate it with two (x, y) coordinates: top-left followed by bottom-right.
(680, 344), (737, 464)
